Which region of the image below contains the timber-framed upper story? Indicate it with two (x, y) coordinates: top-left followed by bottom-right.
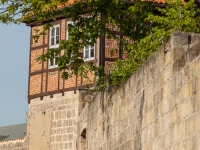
(26, 16), (127, 103)
(25, 0), (171, 103)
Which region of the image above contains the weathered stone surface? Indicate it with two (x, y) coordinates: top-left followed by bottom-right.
(75, 33), (200, 150)
(2, 33), (200, 150)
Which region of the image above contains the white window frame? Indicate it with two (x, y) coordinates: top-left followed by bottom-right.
(49, 24), (60, 68)
(83, 15), (95, 61)
(66, 21), (74, 40)
(84, 44), (95, 61)
(49, 24), (60, 48)
(66, 21), (76, 65)
(66, 20), (95, 61)
(49, 55), (58, 69)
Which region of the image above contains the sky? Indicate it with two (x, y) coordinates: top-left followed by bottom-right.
(0, 23), (30, 126)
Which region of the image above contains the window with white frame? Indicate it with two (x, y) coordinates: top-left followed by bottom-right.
(83, 16), (95, 61)
(66, 20), (95, 61)
(49, 56), (58, 68)
(49, 24), (60, 68)
(84, 44), (95, 60)
(66, 21), (75, 65)
(66, 21), (73, 40)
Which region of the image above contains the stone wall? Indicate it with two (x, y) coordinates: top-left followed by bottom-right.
(26, 91), (78, 150)
(16, 32), (200, 150)
(0, 138), (28, 150)
(76, 33), (200, 150)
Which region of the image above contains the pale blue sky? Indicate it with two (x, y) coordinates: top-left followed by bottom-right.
(0, 23), (30, 126)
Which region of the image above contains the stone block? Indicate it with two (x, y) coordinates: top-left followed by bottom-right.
(140, 127), (147, 145)
(141, 114), (146, 129)
(186, 97), (197, 117)
(159, 73), (165, 87)
(173, 60), (178, 74)
(123, 116), (128, 130)
(148, 123), (155, 141)
(146, 83), (152, 99)
(176, 72), (184, 89)
(63, 135), (68, 141)
(68, 134), (73, 141)
(57, 128), (61, 134)
(177, 85), (186, 102)
(196, 75), (200, 92)
(171, 106), (178, 124)
(146, 95), (153, 112)
(68, 127), (74, 134)
(67, 110), (71, 118)
(177, 121), (185, 140)
(136, 78), (143, 93)
(146, 70), (152, 84)
(84, 95), (94, 103)
(196, 113), (200, 132)
(171, 32), (189, 46)
(163, 82), (170, 100)
(162, 113), (170, 132)
(190, 115), (197, 136)
(58, 111), (62, 120)
(173, 46), (186, 60)
(186, 136), (198, 150)
(58, 105), (65, 110)
(185, 79), (196, 99)
(57, 120), (62, 127)
(191, 33), (200, 44)
(61, 110), (66, 119)
(177, 54), (186, 72)
(196, 56), (200, 74)
(161, 98), (169, 116)
(164, 50), (172, 67)
(121, 94), (127, 106)
(128, 100), (134, 113)
(150, 65), (157, 80)
(56, 135), (62, 142)
(189, 42), (200, 62)
(146, 112), (152, 126)
(189, 61), (196, 79)
(158, 59), (165, 74)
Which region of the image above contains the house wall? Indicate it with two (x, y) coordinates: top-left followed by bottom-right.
(28, 18), (100, 102)
(28, 16), (125, 102)
(29, 19), (71, 98)
(28, 5), (136, 102)
(0, 138), (28, 150)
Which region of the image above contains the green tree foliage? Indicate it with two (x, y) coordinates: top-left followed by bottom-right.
(1, 0), (200, 89)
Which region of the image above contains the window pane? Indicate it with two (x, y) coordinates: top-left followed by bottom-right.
(90, 47), (94, 57)
(67, 24), (71, 40)
(56, 27), (60, 35)
(55, 56), (58, 65)
(51, 37), (54, 46)
(50, 59), (54, 66)
(85, 50), (89, 58)
(85, 45), (89, 50)
(56, 36), (59, 44)
(51, 28), (55, 36)
(67, 32), (70, 40)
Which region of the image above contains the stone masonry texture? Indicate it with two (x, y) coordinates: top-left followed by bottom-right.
(77, 32), (200, 150)
(26, 91), (77, 150)
(2, 32), (200, 150)
(0, 138), (28, 150)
